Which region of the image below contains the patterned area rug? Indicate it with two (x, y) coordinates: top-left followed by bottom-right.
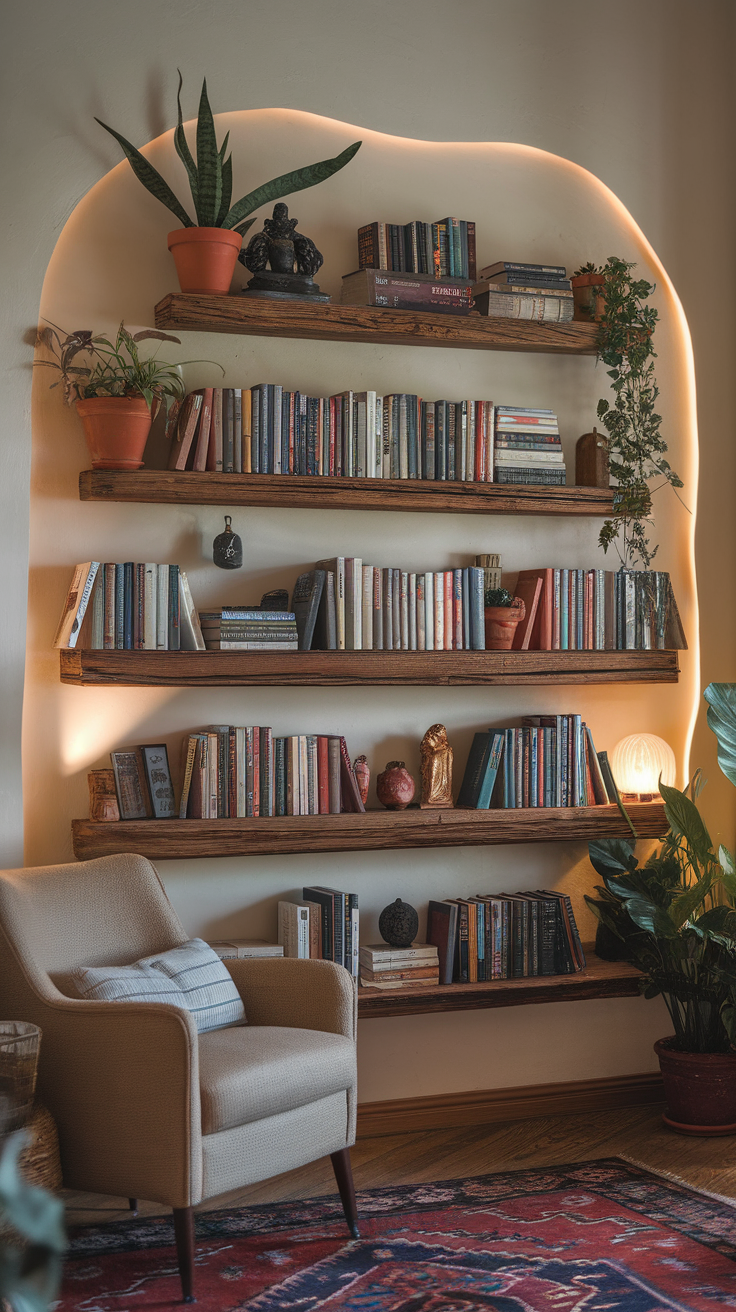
(60, 1158), (736, 1310)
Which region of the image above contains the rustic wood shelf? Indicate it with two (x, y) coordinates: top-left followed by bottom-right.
(357, 949), (643, 1018)
(60, 648), (680, 688)
(71, 801), (665, 861)
(79, 470), (614, 517)
(154, 292), (600, 356)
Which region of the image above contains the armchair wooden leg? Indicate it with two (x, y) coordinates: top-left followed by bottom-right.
(128, 1198), (138, 1217)
(173, 1206), (196, 1302)
(330, 1147), (359, 1239)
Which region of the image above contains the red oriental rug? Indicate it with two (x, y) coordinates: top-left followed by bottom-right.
(60, 1158), (736, 1311)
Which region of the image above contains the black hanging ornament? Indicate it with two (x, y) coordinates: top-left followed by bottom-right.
(212, 516), (243, 570)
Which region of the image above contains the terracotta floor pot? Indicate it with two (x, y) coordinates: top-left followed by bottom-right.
(76, 397), (152, 470)
(168, 227), (242, 294)
(654, 1037), (736, 1135)
(484, 601), (525, 651)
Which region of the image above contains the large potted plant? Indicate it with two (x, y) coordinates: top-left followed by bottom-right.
(586, 682), (736, 1134)
(36, 321), (199, 469)
(96, 74), (361, 295)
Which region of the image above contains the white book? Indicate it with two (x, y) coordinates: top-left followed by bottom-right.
(216, 640), (299, 651)
(494, 450), (565, 465)
(434, 571), (444, 650)
(360, 942), (439, 963)
(465, 399), (476, 483)
(299, 735), (308, 816)
(354, 393), (367, 477)
(374, 396), (383, 477)
(156, 564), (169, 650)
(54, 562), (100, 649)
(339, 390), (354, 476)
(362, 565), (374, 650)
(424, 572), (435, 650)
(350, 906), (359, 978)
(400, 571), (409, 650)
(344, 557), (362, 650)
(408, 574), (417, 651)
(209, 939), (283, 959)
(381, 396), (391, 479)
(278, 902), (310, 959)
(417, 575), (426, 651)
(179, 571), (206, 650)
(142, 563), (157, 650)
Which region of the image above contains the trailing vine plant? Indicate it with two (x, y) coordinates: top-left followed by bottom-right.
(574, 256), (684, 569)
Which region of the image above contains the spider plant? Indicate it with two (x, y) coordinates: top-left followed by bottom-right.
(96, 73), (361, 239)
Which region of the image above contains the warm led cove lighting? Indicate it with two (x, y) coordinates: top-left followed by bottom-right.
(610, 733), (676, 801)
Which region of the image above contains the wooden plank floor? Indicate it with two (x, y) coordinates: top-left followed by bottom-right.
(63, 1105), (736, 1228)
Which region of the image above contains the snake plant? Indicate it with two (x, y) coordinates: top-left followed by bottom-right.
(96, 73), (361, 238)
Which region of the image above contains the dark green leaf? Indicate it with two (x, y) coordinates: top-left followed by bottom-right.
(222, 140), (362, 230)
(588, 837), (637, 879)
(669, 874), (714, 928)
(194, 77), (221, 225)
(174, 70), (199, 215)
(232, 216), (257, 237)
(216, 152), (233, 226)
(95, 118), (194, 227)
(659, 780), (712, 855)
(705, 684), (736, 788)
(695, 906), (736, 937)
(624, 895), (679, 937)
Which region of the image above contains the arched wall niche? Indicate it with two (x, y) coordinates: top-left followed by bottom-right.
(26, 109), (698, 1101)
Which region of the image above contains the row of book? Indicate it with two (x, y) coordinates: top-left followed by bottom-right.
(278, 890), (359, 978)
(473, 260), (575, 324)
(358, 218), (477, 279)
(53, 561), (203, 651)
(493, 408), (566, 487)
(178, 728), (366, 819)
(457, 717), (613, 810)
(425, 889), (585, 985)
(513, 568), (686, 652)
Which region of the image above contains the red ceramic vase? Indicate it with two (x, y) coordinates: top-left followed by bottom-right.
(376, 761), (415, 810)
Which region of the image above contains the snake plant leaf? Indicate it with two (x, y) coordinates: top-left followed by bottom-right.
(174, 70), (199, 216)
(95, 118), (194, 228)
(588, 837), (637, 881)
(705, 683), (736, 787)
(222, 139), (362, 230)
(194, 77), (221, 226)
(659, 780), (712, 856)
(217, 151), (233, 227)
(232, 216), (257, 237)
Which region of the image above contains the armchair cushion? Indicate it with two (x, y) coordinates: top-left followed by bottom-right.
(198, 1025), (356, 1134)
(71, 938), (245, 1033)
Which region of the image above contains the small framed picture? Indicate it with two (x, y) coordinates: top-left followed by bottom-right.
(140, 744), (177, 819)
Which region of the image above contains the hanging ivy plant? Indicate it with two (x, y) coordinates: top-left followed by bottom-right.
(574, 256), (685, 569)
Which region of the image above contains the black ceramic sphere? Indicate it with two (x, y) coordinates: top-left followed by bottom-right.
(378, 898), (419, 949)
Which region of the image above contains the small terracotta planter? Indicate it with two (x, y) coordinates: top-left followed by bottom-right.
(571, 272), (605, 322)
(484, 599), (525, 651)
(76, 396), (152, 470)
(168, 227), (242, 295)
(654, 1037), (736, 1135)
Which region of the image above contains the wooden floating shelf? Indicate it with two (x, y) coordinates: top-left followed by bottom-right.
(357, 950), (643, 1018)
(60, 648), (680, 688)
(79, 470), (614, 518)
(71, 802), (665, 861)
(154, 292), (600, 356)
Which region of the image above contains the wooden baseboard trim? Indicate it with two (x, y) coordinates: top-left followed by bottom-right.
(356, 1071), (664, 1138)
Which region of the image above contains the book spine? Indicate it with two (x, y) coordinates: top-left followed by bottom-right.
(168, 565), (180, 650)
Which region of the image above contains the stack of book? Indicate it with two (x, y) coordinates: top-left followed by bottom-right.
(358, 218), (477, 279)
(473, 261), (574, 323)
(110, 744), (176, 820)
(341, 270), (473, 314)
(427, 891), (585, 984)
(178, 727), (365, 819)
(359, 942), (439, 990)
(307, 559), (487, 651)
(54, 562), (204, 651)
(457, 716), (613, 810)
(168, 388), (498, 481)
(208, 939), (283, 959)
(277, 889), (359, 978)
(198, 608), (298, 651)
(493, 407), (566, 487)
(513, 568), (686, 652)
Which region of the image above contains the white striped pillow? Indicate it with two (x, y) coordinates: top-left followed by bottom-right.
(71, 939), (246, 1033)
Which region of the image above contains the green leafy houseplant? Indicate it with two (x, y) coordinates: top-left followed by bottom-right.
(484, 588), (515, 608)
(35, 321), (187, 411)
(574, 256), (684, 569)
(585, 683), (736, 1058)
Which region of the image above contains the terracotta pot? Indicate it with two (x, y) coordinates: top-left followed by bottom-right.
(376, 761), (416, 810)
(75, 396), (152, 470)
(167, 227), (242, 294)
(654, 1037), (736, 1135)
(484, 599), (525, 651)
(571, 272), (605, 322)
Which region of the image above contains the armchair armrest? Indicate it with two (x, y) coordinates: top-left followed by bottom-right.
(31, 994), (202, 1208)
(225, 958), (356, 1041)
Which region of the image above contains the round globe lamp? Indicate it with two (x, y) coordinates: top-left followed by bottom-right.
(610, 733), (676, 802)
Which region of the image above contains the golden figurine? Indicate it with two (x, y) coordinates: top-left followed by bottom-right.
(420, 723), (454, 809)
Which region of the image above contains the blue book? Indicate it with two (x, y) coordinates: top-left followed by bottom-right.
(478, 731), (505, 809)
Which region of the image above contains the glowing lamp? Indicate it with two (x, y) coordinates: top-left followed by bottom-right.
(610, 733), (676, 801)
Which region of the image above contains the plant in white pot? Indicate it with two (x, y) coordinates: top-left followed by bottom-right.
(36, 321), (197, 470)
(585, 682), (736, 1135)
(96, 73), (361, 295)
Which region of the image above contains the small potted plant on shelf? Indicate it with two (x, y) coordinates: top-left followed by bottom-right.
(484, 588), (525, 650)
(571, 261), (606, 322)
(96, 73), (361, 295)
(36, 321), (200, 469)
(585, 682), (736, 1135)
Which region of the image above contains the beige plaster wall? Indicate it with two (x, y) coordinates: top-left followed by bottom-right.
(3, 0), (735, 1101)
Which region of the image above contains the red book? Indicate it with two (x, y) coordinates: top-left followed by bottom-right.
(168, 391), (202, 470)
(512, 575), (544, 651)
(252, 726), (260, 818)
(338, 737), (365, 813)
(585, 570), (595, 649)
(443, 572), (453, 650)
(317, 737), (330, 814)
(192, 387), (214, 472)
(516, 569), (554, 650)
(206, 388), (223, 471)
(228, 727), (236, 819)
(329, 396), (336, 476)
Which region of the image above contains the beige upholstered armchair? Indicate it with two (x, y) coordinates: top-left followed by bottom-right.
(0, 853), (359, 1302)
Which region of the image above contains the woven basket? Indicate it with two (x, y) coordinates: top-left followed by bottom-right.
(17, 1103), (62, 1192)
(0, 1021), (41, 1133)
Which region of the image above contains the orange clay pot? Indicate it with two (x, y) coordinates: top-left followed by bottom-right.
(76, 396), (152, 470)
(167, 227), (242, 294)
(484, 599), (526, 651)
